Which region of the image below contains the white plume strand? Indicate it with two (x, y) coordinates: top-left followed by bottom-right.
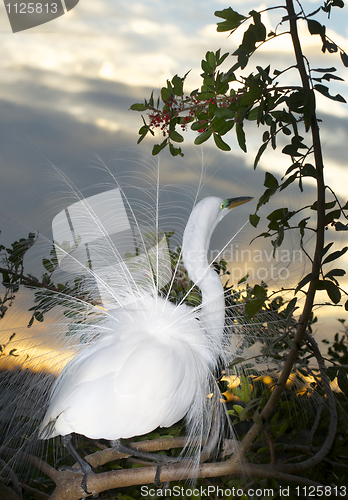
(0, 155), (292, 495)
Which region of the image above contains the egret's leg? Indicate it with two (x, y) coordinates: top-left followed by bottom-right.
(61, 434), (94, 495)
(110, 439), (174, 462)
(110, 439), (178, 486)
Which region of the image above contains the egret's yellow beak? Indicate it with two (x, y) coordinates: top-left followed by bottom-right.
(226, 196), (253, 209)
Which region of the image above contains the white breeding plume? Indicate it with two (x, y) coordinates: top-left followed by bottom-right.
(38, 196), (251, 442)
(0, 156), (289, 497)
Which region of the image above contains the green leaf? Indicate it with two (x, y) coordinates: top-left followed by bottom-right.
(311, 200), (336, 210)
(240, 27), (257, 53)
(236, 123), (247, 152)
(161, 86), (172, 102)
(213, 133), (231, 151)
(171, 74), (184, 96)
(334, 222), (348, 231)
(42, 258), (55, 273)
(337, 369), (348, 394)
(326, 209), (341, 222)
(233, 375), (251, 403)
(285, 297), (298, 327)
(245, 284), (267, 318)
(307, 19), (326, 44)
(280, 173), (297, 191)
(232, 404), (244, 415)
(152, 139), (168, 156)
(211, 117), (234, 135)
(314, 84), (346, 102)
(34, 311), (44, 322)
(169, 130), (184, 143)
(194, 129), (212, 145)
(295, 273), (313, 293)
(130, 103), (148, 111)
(227, 356), (246, 368)
(215, 8), (246, 33)
(340, 51), (348, 67)
(256, 188), (274, 210)
(302, 163), (317, 178)
(253, 412), (263, 426)
(216, 49), (229, 66)
(196, 91), (216, 101)
(249, 214), (260, 227)
(254, 142), (267, 169)
(246, 106), (259, 121)
(215, 107), (235, 119)
(322, 242), (334, 257)
(316, 280), (341, 304)
(221, 68), (237, 83)
(264, 172), (278, 189)
(169, 143), (184, 157)
(262, 131), (269, 142)
(311, 67), (337, 72)
(322, 247), (348, 265)
(325, 268), (346, 280)
(191, 121), (206, 131)
(206, 51), (216, 71)
(319, 73), (344, 82)
(249, 10), (266, 42)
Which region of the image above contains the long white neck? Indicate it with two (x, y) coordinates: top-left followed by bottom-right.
(182, 200), (225, 345)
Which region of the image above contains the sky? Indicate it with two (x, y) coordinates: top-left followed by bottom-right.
(0, 0), (348, 360)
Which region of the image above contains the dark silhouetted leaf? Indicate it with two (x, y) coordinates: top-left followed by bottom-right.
(236, 123), (247, 152)
(295, 273), (313, 293)
(340, 51), (348, 67)
(264, 172), (278, 189)
(249, 213), (260, 227)
(322, 247), (348, 265)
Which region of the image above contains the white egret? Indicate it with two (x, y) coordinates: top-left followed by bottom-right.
(38, 195), (252, 491)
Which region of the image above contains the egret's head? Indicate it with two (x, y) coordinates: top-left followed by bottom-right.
(217, 196), (253, 224)
(220, 196), (254, 212)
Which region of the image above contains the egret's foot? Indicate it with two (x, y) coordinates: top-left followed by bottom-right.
(110, 439), (179, 464)
(154, 464), (162, 487)
(58, 464), (95, 495)
(111, 439), (179, 487)
(61, 434), (95, 495)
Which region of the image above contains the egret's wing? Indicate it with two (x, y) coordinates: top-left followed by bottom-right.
(40, 328), (199, 440)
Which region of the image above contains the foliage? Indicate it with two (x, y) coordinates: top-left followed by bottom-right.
(131, 0), (348, 312)
(0, 231), (36, 319)
(1, 245), (348, 497)
(129, 0), (348, 496)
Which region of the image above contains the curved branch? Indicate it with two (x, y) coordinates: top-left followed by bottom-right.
(0, 447), (59, 483)
(0, 458), (22, 500)
(48, 459), (334, 500)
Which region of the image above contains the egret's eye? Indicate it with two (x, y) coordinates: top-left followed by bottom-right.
(220, 201), (225, 211)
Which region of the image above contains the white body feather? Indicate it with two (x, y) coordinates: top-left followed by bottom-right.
(39, 197), (231, 443)
(40, 297), (214, 440)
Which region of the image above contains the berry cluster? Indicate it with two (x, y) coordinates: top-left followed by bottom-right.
(147, 94), (237, 137)
(149, 111), (171, 136)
